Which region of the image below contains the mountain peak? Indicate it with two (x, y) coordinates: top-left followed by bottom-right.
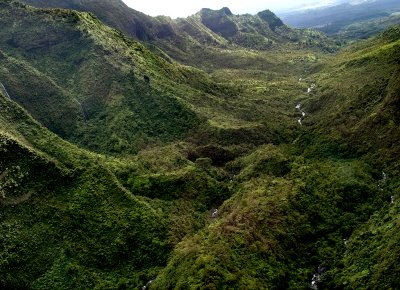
(257, 9), (284, 31)
(199, 7), (233, 17)
(199, 7), (238, 38)
(219, 7), (233, 16)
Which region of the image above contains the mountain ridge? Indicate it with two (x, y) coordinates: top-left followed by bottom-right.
(280, 0), (400, 39)
(0, 0), (399, 289)
(20, 0), (338, 67)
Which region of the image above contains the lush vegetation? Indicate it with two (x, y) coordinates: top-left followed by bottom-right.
(1, 0), (399, 289)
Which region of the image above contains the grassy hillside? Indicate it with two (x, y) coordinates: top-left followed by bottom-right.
(0, 82), (231, 289)
(1, 0), (330, 156)
(19, 0), (166, 41)
(0, 1), (205, 154)
(21, 0), (339, 67)
(304, 25), (400, 166)
(150, 27), (400, 289)
(325, 197), (400, 289)
(0, 1), (399, 289)
(290, 25), (400, 288)
(0, 50), (82, 137)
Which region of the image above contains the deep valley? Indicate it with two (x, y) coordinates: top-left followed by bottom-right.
(0, 0), (399, 289)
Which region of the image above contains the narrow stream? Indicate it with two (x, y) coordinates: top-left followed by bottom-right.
(0, 82), (11, 99)
(310, 264), (326, 289)
(78, 101), (88, 121)
(307, 83), (316, 94)
(211, 209), (218, 218)
(141, 279), (155, 290)
(380, 172), (396, 203)
(295, 103), (306, 125)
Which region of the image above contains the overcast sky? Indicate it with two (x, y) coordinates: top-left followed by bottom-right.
(122, 0), (346, 18)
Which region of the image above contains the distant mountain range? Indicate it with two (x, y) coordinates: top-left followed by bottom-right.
(22, 0), (400, 48)
(279, 0), (400, 39)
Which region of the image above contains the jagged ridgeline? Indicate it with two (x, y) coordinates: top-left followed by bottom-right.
(0, 0), (207, 154)
(1, 0), (400, 289)
(20, 0), (338, 66)
(0, 0), (314, 155)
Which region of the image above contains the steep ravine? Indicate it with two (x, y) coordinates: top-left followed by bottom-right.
(0, 1), (399, 289)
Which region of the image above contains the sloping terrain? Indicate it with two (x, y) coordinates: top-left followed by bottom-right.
(150, 27), (400, 289)
(0, 1), (211, 154)
(0, 92), (170, 288)
(0, 76), (228, 289)
(280, 0), (400, 40)
(0, 1), (399, 289)
(19, 0), (169, 41)
(305, 25), (400, 166)
(1, 0), (327, 156)
(21, 0), (338, 67)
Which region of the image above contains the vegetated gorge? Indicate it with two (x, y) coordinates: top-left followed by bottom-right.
(0, 0), (399, 289)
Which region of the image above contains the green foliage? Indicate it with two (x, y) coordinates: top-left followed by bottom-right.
(21, 0), (339, 67)
(152, 176), (298, 289)
(229, 144), (292, 179)
(0, 2), (399, 289)
(325, 200), (400, 289)
(0, 51), (82, 137)
(125, 167), (230, 207)
(304, 26), (400, 165)
(0, 0), (204, 154)
(0, 99), (174, 288)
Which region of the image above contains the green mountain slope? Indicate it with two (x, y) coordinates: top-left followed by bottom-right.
(304, 25), (400, 166)
(0, 1), (399, 289)
(1, 0), (325, 156)
(150, 27), (400, 289)
(0, 51), (82, 137)
(326, 198), (400, 289)
(0, 1), (205, 154)
(0, 91), (170, 288)
(290, 26), (400, 289)
(0, 81), (230, 289)
(19, 0), (168, 41)
(152, 155), (388, 289)
(20, 0), (338, 67)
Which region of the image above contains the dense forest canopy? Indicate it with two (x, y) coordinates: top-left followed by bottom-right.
(1, 0), (399, 289)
